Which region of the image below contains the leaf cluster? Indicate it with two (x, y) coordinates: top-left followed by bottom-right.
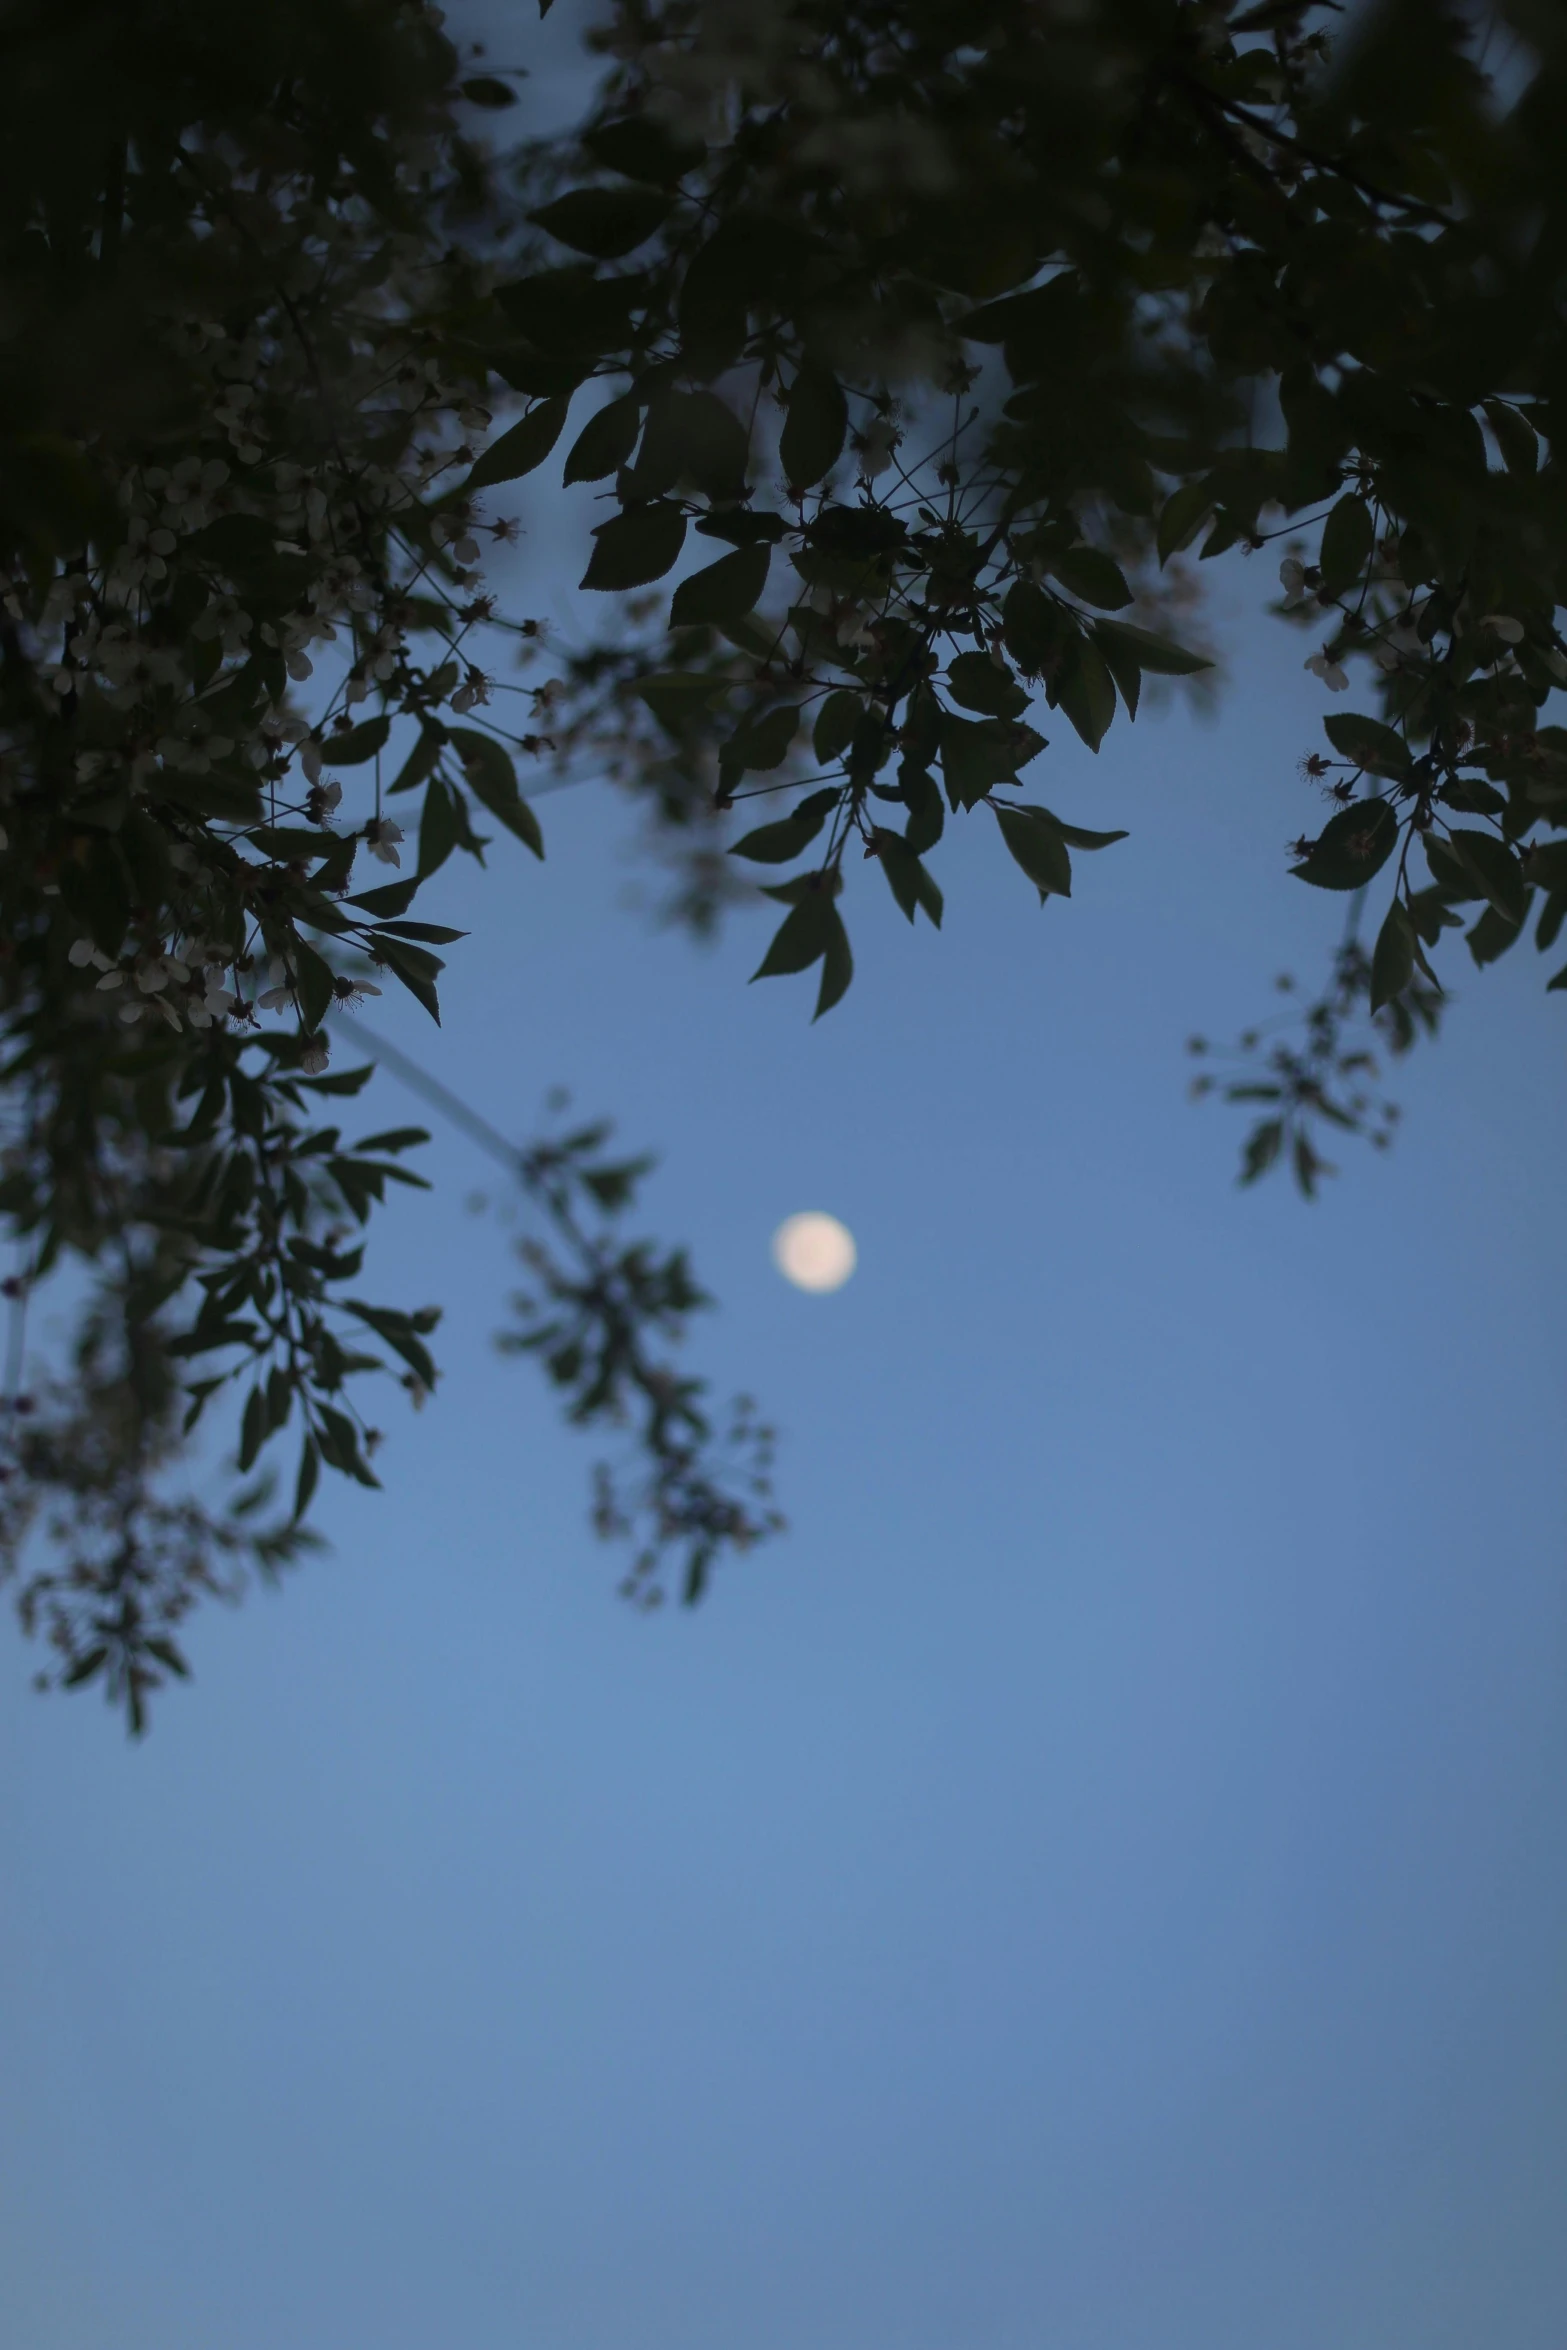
(11, 0), (1567, 1713)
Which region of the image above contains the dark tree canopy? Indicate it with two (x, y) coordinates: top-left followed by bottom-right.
(2, 0), (1563, 1724)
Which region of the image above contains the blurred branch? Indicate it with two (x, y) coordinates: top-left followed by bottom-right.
(344, 1018), (783, 1609)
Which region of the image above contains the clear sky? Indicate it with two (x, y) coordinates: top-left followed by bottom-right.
(5, 20), (1567, 2347)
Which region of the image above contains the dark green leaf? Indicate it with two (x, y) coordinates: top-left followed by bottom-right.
(1534, 887), (1567, 951)
(636, 671), (728, 736)
(450, 731), (544, 857)
(694, 507), (790, 547)
(1019, 803), (1128, 850)
(633, 390), (749, 503)
(492, 265), (646, 368)
(1157, 481), (1214, 563)
(959, 270), (1083, 360)
(238, 1384), (267, 1473)
(345, 1300), (439, 1390)
(388, 726), (444, 796)
(248, 825), (339, 863)
(722, 704), (801, 775)
(581, 501), (687, 590)
(846, 711), (894, 783)
(1094, 617), (1213, 676)
(295, 942), (336, 1031)
(353, 1128), (431, 1155)
(813, 689), (861, 763)
(291, 1428), (319, 1522)
(1446, 828), (1528, 924)
(529, 187), (673, 259)
(901, 765), (945, 854)
(947, 650), (1028, 718)
(1466, 902), (1525, 967)
(1423, 835), (1474, 897)
(348, 879), (422, 918)
(464, 396), (571, 491)
(462, 74), (518, 107)
(1052, 636), (1116, 752)
(730, 786), (838, 863)
(751, 891), (834, 979)
(374, 936), (444, 1023)
(1290, 796), (1400, 890)
(1318, 493), (1375, 597)
(806, 504), (906, 561)
(582, 117), (704, 187)
(323, 715), (390, 766)
(1047, 547), (1132, 610)
(670, 542), (770, 628)
(486, 343), (588, 400)
(1002, 579), (1069, 674)
(1323, 711), (1410, 778)
(939, 713), (1047, 808)
(297, 1064), (376, 1097)
(1523, 841), (1567, 893)
(814, 907), (853, 1019)
(1240, 1118), (1284, 1184)
(152, 765), (263, 824)
(1370, 898), (1416, 1010)
(996, 805), (1072, 897)
(675, 212), (810, 365)
(317, 1405), (380, 1489)
(1092, 622), (1141, 719)
(167, 1320), (259, 1358)
(873, 830), (942, 928)
(562, 394), (641, 484)
(418, 777), (461, 877)
(781, 363), (848, 492)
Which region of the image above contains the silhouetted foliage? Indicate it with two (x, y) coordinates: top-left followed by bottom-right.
(3, 0), (1564, 1720)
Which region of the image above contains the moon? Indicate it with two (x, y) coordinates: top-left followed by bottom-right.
(772, 1212), (857, 1294)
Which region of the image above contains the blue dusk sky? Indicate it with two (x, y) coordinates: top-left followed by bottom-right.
(4, 16), (1567, 2346)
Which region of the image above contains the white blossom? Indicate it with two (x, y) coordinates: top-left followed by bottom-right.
(855, 417), (900, 477)
(364, 817), (404, 866)
(1373, 619), (1424, 672)
(258, 957), (293, 1011)
(333, 977), (382, 1009)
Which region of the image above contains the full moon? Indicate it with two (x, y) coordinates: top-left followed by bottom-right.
(772, 1212), (857, 1294)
